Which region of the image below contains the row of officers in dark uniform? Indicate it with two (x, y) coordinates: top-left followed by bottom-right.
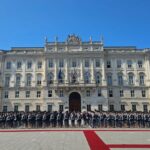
(0, 111), (150, 128)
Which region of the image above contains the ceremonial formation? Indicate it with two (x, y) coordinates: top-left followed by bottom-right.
(0, 111), (150, 129)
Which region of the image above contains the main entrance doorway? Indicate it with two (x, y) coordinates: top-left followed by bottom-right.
(69, 92), (81, 112)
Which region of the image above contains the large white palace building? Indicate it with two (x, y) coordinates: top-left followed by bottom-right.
(0, 35), (150, 112)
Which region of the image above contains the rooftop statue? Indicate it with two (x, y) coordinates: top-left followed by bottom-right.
(67, 34), (81, 44)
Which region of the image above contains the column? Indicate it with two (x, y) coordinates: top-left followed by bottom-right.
(54, 59), (57, 84)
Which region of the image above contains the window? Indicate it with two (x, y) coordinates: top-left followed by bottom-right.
(49, 60), (53, 68)
(121, 105), (125, 111)
(4, 91), (8, 98)
(110, 105), (114, 111)
(72, 61), (76, 67)
(27, 61), (32, 69)
(143, 105), (148, 112)
(98, 105), (103, 111)
(37, 61), (42, 69)
(86, 90), (90, 97)
(37, 91), (41, 98)
(120, 90), (124, 97)
(26, 74), (32, 86)
(47, 73), (54, 85)
(118, 74), (123, 85)
(117, 60), (122, 68)
(37, 74), (42, 86)
(48, 105), (52, 112)
(17, 61), (22, 69)
(25, 105), (30, 112)
(5, 76), (10, 87)
(84, 72), (90, 84)
(87, 105), (91, 111)
(59, 90), (64, 97)
(98, 89), (101, 97)
(107, 74), (112, 86)
(26, 91), (30, 98)
(139, 74), (144, 85)
(85, 60), (89, 68)
(14, 105), (18, 112)
(127, 60), (132, 68)
(3, 106), (7, 112)
(96, 73), (101, 84)
(16, 75), (21, 87)
(6, 62), (11, 69)
(95, 60), (100, 67)
(59, 60), (64, 68)
(59, 105), (64, 112)
(142, 90), (146, 97)
(107, 60), (111, 68)
(131, 90), (134, 97)
(138, 60), (143, 68)
(128, 73), (134, 85)
(109, 89), (113, 97)
(132, 105), (136, 112)
(15, 91), (19, 98)
(36, 105), (40, 111)
(48, 90), (52, 97)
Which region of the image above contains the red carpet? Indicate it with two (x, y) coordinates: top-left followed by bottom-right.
(83, 130), (110, 150)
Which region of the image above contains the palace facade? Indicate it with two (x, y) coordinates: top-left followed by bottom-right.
(0, 35), (150, 112)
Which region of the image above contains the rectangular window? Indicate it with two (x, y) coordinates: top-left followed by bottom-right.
(131, 90), (134, 97)
(16, 76), (21, 87)
(6, 62), (11, 69)
(26, 91), (30, 98)
(72, 61), (76, 67)
(87, 105), (91, 111)
(59, 60), (64, 68)
(5, 76), (10, 87)
(37, 91), (41, 98)
(4, 91), (8, 98)
(138, 60), (143, 68)
(27, 61), (32, 69)
(127, 60), (132, 68)
(48, 105), (52, 112)
(3, 106), (7, 112)
(117, 60), (122, 68)
(107, 61), (111, 68)
(17, 61), (22, 69)
(85, 60), (89, 68)
(59, 105), (64, 112)
(86, 90), (90, 97)
(14, 105), (18, 112)
(109, 89), (113, 97)
(15, 91), (19, 98)
(98, 105), (103, 111)
(120, 90), (124, 97)
(121, 105), (125, 111)
(59, 90), (64, 97)
(118, 75), (123, 85)
(49, 60), (53, 68)
(107, 75), (112, 86)
(98, 89), (101, 97)
(95, 60), (100, 67)
(48, 90), (52, 97)
(36, 105), (40, 111)
(25, 105), (30, 112)
(143, 105), (148, 112)
(37, 61), (42, 69)
(142, 90), (146, 97)
(109, 105), (114, 111)
(132, 105), (136, 112)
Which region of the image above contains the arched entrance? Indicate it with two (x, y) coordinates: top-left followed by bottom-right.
(69, 92), (81, 112)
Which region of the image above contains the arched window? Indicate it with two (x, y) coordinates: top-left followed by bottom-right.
(16, 74), (21, 87)
(139, 73), (145, 85)
(84, 71), (91, 84)
(107, 73), (112, 86)
(37, 74), (42, 86)
(47, 72), (54, 85)
(95, 72), (102, 84)
(26, 74), (32, 86)
(128, 72), (134, 85)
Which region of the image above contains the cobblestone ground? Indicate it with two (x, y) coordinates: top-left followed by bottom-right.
(0, 128), (149, 150)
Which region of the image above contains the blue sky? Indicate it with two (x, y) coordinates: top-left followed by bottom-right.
(0, 0), (150, 50)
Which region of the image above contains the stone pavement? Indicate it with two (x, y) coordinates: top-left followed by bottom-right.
(0, 128), (150, 150)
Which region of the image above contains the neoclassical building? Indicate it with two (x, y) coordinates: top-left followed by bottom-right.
(0, 35), (150, 112)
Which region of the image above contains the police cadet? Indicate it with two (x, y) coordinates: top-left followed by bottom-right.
(42, 112), (47, 128)
(70, 112), (76, 127)
(76, 112), (82, 127)
(57, 111), (64, 128)
(64, 111), (69, 127)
